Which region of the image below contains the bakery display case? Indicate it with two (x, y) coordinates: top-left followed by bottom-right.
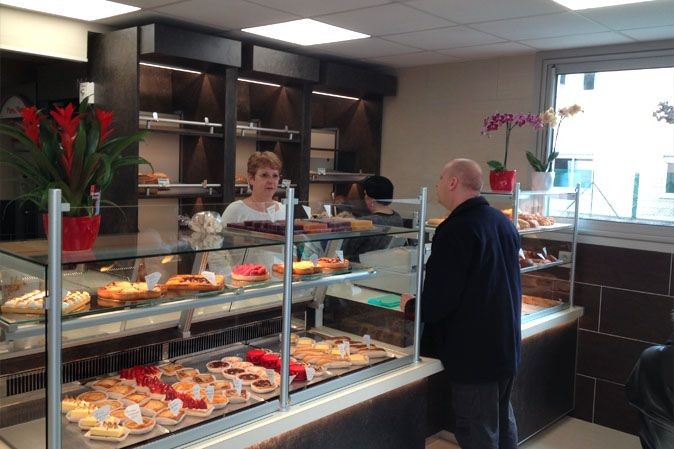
(0, 188), (431, 449)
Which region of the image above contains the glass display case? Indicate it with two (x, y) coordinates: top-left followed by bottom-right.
(0, 188), (428, 449)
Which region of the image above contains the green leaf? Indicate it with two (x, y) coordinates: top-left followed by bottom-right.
(526, 151), (545, 172)
(487, 160), (505, 171)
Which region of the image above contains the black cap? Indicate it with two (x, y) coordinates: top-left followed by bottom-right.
(362, 175), (394, 205)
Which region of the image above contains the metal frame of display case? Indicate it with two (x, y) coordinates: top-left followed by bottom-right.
(36, 187), (429, 449)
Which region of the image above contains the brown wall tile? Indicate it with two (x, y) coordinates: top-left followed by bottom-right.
(577, 330), (650, 384)
(572, 374), (595, 422)
(670, 254), (673, 296)
(574, 283), (601, 331)
(601, 288), (674, 344)
(575, 244), (670, 295)
(594, 379), (640, 435)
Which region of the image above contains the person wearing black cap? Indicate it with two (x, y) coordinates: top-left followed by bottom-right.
(342, 175), (404, 261)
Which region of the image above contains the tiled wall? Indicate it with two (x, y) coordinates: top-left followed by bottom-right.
(572, 242), (674, 435)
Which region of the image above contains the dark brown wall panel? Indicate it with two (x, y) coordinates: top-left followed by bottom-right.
(600, 288), (674, 344)
(572, 374), (595, 422)
(244, 45), (319, 82)
(577, 330), (650, 384)
(594, 379), (640, 435)
(574, 283), (601, 331)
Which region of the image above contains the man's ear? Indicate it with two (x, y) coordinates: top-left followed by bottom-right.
(448, 176), (459, 190)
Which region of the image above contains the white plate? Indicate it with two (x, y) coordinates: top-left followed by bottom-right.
(84, 427), (130, 442)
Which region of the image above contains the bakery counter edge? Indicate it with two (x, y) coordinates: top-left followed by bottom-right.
(522, 306), (583, 339)
(178, 357), (443, 449)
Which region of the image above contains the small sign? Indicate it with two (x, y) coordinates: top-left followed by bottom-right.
(266, 369), (276, 386)
(201, 271), (217, 285)
(350, 284), (362, 296)
(305, 366), (316, 381)
(92, 405), (111, 422)
(302, 205), (312, 219)
(192, 384), (201, 398)
(168, 398), (183, 416)
(363, 334), (371, 348)
(233, 378), (243, 395)
(124, 404), (143, 425)
(157, 178), (170, 187)
(309, 254), (318, 267)
(338, 343), (346, 359)
(518, 248), (525, 258)
(317, 168), (326, 175)
(344, 340), (350, 355)
(145, 272), (161, 291)
(267, 205), (277, 222)
(323, 204), (332, 217)
(336, 250), (344, 262)
(205, 385), (215, 402)
(282, 179), (291, 188)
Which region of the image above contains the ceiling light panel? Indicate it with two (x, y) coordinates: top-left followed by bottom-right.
(552, 0), (655, 10)
(0, 0), (139, 21)
(242, 19), (369, 46)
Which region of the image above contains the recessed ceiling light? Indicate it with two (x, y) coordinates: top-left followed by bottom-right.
(242, 19), (369, 46)
(312, 91), (359, 101)
(238, 78), (281, 87)
(0, 0), (139, 21)
(552, 0), (655, 10)
(140, 62), (202, 74)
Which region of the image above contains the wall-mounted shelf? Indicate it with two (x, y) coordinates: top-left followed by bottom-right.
(138, 182), (221, 197)
(139, 113), (224, 137)
(309, 171), (372, 183)
(236, 122), (300, 142)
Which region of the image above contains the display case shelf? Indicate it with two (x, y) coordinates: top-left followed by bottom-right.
(520, 259), (567, 274)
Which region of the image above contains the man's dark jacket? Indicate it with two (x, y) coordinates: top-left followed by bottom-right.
(421, 196), (522, 383)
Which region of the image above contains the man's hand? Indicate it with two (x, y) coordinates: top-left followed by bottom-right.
(400, 293), (416, 311)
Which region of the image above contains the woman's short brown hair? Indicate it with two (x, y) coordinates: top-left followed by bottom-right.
(247, 151), (282, 176)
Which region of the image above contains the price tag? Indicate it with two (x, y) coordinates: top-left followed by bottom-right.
(192, 384), (201, 399)
(124, 404), (143, 425)
(309, 254), (318, 267)
(317, 167), (326, 175)
(145, 272), (161, 291)
(338, 343), (346, 359)
(302, 205), (312, 218)
(157, 177), (170, 187)
(363, 334), (371, 349)
(288, 374), (296, 384)
(201, 271), (217, 285)
(168, 398), (183, 417)
(542, 247), (548, 257)
(323, 204), (332, 217)
(518, 248), (525, 258)
(233, 378), (243, 395)
(265, 369), (276, 386)
(305, 366), (316, 381)
(267, 205), (277, 222)
(205, 385), (215, 402)
(282, 179), (291, 188)
(92, 405), (111, 422)
(350, 284), (362, 296)
(536, 252), (546, 260)
(335, 250), (344, 262)
(344, 340), (350, 355)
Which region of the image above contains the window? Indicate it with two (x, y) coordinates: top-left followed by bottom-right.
(540, 47), (674, 227)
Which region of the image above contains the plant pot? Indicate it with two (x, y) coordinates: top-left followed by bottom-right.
(531, 172), (555, 191)
(42, 214), (101, 252)
(489, 170), (517, 192)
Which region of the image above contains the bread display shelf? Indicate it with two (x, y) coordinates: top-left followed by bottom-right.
(520, 259), (567, 274)
(518, 222), (573, 235)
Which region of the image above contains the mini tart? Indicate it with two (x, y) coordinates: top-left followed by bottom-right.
(123, 416), (156, 435)
(141, 399), (167, 416)
(231, 263), (270, 282)
(316, 257), (350, 271)
(97, 281), (166, 301)
(110, 408), (128, 420)
(79, 415), (119, 430)
(245, 348), (267, 364)
(222, 368), (246, 379)
(92, 378), (121, 390)
(271, 261), (318, 275)
(221, 356), (242, 364)
(175, 367), (200, 381)
(245, 366), (268, 377)
(212, 379), (233, 390)
(106, 384), (136, 399)
(259, 353), (280, 370)
(200, 390), (229, 408)
(121, 392), (150, 406)
(172, 381), (197, 394)
(157, 363), (184, 376)
(77, 391), (108, 403)
(230, 361), (253, 369)
(250, 379), (278, 394)
(235, 372), (261, 385)
(193, 373), (216, 385)
(224, 388), (249, 404)
(155, 407), (186, 426)
(93, 399), (123, 410)
(289, 363), (306, 381)
(206, 360), (230, 373)
(61, 396), (88, 413)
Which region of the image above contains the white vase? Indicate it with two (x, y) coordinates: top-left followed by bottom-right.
(531, 172), (555, 191)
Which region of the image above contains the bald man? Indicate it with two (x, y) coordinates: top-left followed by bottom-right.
(422, 158), (522, 449)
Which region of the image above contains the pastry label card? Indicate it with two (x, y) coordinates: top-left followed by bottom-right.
(265, 369), (276, 386)
(323, 204), (332, 217)
(302, 205), (312, 219)
(124, 404), (143, 425)
(335, 250), (344, 262)
(363, 334), (371, 348)
(201, 271), (217, 285)
(338, 343), (346, 359)
(305, 366), (316, 381)
(309, 254), (318, 267)
(205, 385), (215, 402)
(282, 179), (291, 188)
(92, 405), (111, 422)
(168, 398), (183, 417)
(145, 272), (162, 291)
(233, 378), (243, 394)
(192, 384), (201, 399)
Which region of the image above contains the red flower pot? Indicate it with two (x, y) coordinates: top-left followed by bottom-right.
(489, 170), (517, 192)
(42, 214), (101, 252)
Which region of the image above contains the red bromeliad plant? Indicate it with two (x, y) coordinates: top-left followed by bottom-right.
(0, 98), (151, 216)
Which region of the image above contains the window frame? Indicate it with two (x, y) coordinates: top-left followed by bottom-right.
(536, 40), (674, 245)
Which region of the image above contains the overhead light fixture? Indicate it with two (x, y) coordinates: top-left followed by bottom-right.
(139, 62), (202, 75)
(312, 91), (359, 101)
(552, 0), (655, 10)
(242, 19), (369, 46)
(0, 0), (139, 21)
(238, 78), (281, 87)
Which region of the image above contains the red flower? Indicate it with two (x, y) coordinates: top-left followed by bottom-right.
(20, 106), (41, 146)
(50, 104), (80, 178)
(95, 108), (114, 144)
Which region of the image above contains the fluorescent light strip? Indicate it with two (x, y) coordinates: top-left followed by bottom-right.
(243, 19), (369, 46)
(139, 62), (202, 75)
(0, 0), (139, 21)
(552, 0), (655, 10)
(238, 78), (281, 88)
(312, 91), (359, 101)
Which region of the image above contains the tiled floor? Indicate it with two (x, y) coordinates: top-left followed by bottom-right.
(426, 417), (642, 449)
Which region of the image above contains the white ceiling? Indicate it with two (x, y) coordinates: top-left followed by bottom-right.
(99, 0), (674, 69)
